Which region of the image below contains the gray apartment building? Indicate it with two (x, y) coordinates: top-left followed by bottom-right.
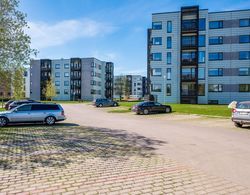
(30, 58), (114, 101)
(148, 6), (250, 104)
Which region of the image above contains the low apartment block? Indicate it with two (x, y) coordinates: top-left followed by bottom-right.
(148, 6), (250, 104)
(30, 58), (114, 101)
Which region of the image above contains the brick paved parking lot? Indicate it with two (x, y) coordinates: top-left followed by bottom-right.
(0, 124), (249, 194)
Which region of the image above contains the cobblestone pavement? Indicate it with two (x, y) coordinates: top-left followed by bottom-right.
(0, 125), (249, 195)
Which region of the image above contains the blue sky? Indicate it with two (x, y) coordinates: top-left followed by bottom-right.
(20, 0), (250, 76)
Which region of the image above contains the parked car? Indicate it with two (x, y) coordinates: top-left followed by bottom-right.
(93, 98), (119, 107)
(4, 100), (14, 110)
(132, 101), (172, 115)
(0, 103), (66, 127)
(231, 101), (250, 128)
(8, 99), (39, 110)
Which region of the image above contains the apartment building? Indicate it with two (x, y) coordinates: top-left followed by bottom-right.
(30, 58), (114, 101)
(148, 6), (250, 104)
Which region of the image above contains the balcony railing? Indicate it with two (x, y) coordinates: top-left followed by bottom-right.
(181, 74), (196, 81)
(181, 90), (197, 96)
(181, 58), (198, 65)
(182, 21), (198, 32)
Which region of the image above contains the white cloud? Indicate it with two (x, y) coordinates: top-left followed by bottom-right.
(114, 66), (146, 76)
(91, 50), (118, 61)
(27, 19), (116, 49)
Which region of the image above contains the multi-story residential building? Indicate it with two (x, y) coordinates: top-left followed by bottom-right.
(30, 58), (114, 101)
(114, 75), (147, 99)
(148, 6), (250, 104)
(24, 68), (30, 99)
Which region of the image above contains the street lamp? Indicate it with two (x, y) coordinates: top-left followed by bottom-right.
(163, 75), (166, 105)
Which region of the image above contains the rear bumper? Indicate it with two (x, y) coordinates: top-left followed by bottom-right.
(57, 116), (66, 121)
(232, 118), (250, 124)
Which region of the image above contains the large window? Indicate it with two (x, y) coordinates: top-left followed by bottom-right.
(167, 52), (171, 64)
(239, 68), (250, 76)
(182, 52), (196, 64)
(152, 37), (162, 45)
(151, 68), (162, 76)
(167, 37), (172, 49)
(55, 64), (60, 69)
(182, 36), (196, 47)
(199, 18), (206, 31)
(152, 21), (162, 30)
(181, 83), (196, 96)
(151, 53), (162, 61)
(209, 36), (223, 45)
(208, 84), (223, 92)
(239, 19), (250, 27)
(198, 51), (205, 63)
(64, 81), (69, 86)
(182, 68), (195, 80)
(209, 21), (223, 29)
(198, 35), (205, 47)
(167, 68), (171, 80)
(182, 19), (197, 31)
(209, 52), (223, 61)
(151, 84), (162, 92)
(55, 81), (60, 86)
(239, 35), (250, 43)
(55, 72), (60, 77)
(198, 84), (205, 96)
(239, 84), (250, 92)
(64, 72), (69, 77)
(239, 51), (250, 60)
(166, 84), (171, 96)
(208, 68), (223, 76)
(198, 68), (205, 80)
(64, 64), (69, 69)
(167, 21), (172, 33)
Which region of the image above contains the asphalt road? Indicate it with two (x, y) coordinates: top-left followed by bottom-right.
(62, 103), (250, 188)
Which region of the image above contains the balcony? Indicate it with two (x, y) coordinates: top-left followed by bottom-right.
(181, 74), (196, 81)
(182, 20), (198, 33)
(71, 65), (81, 71)
(181, 58), (197, 65)
(71, 75), (81, 80)
(181, 89), (197, 96)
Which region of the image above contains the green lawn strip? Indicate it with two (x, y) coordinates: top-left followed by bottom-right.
(41, 100), (91, 104)
(0, 108), (5, 112)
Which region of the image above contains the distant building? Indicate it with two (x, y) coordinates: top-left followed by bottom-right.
(148, 6), (250, 104)
(30, 58), (114, 101)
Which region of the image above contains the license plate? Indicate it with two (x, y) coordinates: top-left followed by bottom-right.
(239, 112), (248, 115)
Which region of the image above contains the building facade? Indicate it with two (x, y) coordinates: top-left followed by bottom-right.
(148, 6), (250, 104)
(30, 58), (114, 101)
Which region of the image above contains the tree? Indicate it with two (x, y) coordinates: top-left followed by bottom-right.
(0, 0), (36, 99)
(124, 76), (131, 99)
(114, 76), (125, 101)
(13, 67), (24, 100)
(42, 79), (56, 101)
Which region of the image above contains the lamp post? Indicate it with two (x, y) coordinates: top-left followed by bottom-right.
(163, 75), (166, 105)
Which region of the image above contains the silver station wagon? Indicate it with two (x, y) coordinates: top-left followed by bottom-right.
(0, 103), (66, 127)
(232, 101), (250, 128)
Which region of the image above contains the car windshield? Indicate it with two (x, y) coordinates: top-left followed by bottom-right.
(237, 103), (250, 109)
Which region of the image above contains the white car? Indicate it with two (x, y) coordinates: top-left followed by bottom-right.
(231, 101), (250, 128)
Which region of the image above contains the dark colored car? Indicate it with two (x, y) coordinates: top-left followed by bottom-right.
(132, 101), (172, 115)
(4, 100), (14, 110)
(8, 100), (40, 110)
(93, 98), (119, 107)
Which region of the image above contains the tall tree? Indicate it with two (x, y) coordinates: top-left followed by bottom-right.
(42, 78), (56, 101)
(0, 0), (36, 98)
(12, 67), (24, 100)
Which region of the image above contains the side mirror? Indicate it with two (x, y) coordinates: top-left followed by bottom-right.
(13, 109), (18, 112)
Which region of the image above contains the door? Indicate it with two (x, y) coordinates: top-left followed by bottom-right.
(31, 104), (47, 121)
(9, 105), (32, 122)
(153, 102), (164, 113)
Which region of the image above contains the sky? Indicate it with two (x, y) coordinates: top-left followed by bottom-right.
(19, 0), (250, 76)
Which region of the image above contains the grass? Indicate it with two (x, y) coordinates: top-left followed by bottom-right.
(0, 108), (4, 112)
(108, 101), (231, 118)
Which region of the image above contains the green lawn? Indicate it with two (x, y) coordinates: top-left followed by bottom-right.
(0, 108), (4, 112)
(110, 101), (231, 117)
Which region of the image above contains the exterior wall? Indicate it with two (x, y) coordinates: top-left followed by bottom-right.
(30, 60), (41, 100)
(24, 68), (30, 99)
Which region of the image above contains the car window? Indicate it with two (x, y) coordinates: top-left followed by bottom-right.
(154, 102), (162, 106)
(148, 102), (155, 106)
(237, 103), (250, 109)
(31, 104), (59, 111)
(16, 105), (32, 112)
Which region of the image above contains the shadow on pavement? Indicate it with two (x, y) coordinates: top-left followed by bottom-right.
(0, 124), (166, 171)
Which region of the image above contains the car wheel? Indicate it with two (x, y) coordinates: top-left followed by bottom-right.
(0, 117), (8, 127)
(113, 103), (118, 107)
(45, 116), (56, 125)
(165, 107), (172, 113)
(234, 122), (243, 128)
(143, 109), (149, 115)
(99, 103), (103, 107)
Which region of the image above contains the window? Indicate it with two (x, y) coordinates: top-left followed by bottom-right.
(208, 68), (223, 76)
(239, 68), (250, 76)
(152, 37), (162, 45)
(199, 18), (206, 31)
(16, 105), (31, 112)
(166, 84), (171, 96)
(151, 53), (162, 61)
(182, 36), (196, 47)
(64, 81), (69, 86)
(198, 35), (205, 47)
(239, 51), (250, 60)
(64, 72), (69, 77)
(64, 89), (69, 95)
(198, 84), (205, 96)
(55, 72), (60, 77)
(239, 35), (250, 43)
(209, 52), (223, 61)
(167, 21), (172, 33)
(182, 52), (196, 63)
(152, 21), (162, 30)
(182, 68), (195, 80)
(208, 84), (223, 92)
(31, 104), (59, 111)
(182, 19), (197, 31)
(239, 84), (250, 92)
(55, 81), (60, 86)
(209, 21), (223, 29)
(167, 37), (172, 49)
(167, 68), (171, 80)
(55, 64), (60, 69)
(198, 68), (205, 80)
(239, 19), (250, 27)
(151, 84), (162, 92)
(209, 36), (223, 45)
(151, 68), (162, 76)
(198, 51), (205, 63)
(56, 89), (60, 95)
(64, 64), (69, 69)
(167, 52), (171, 64)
